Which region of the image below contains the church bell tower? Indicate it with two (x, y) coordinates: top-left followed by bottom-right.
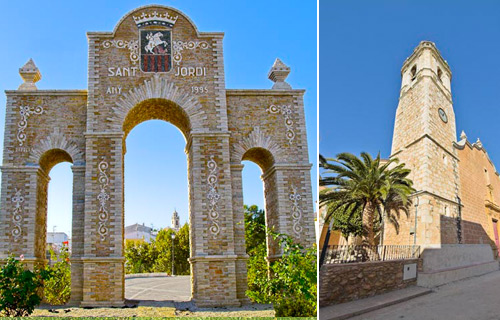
(171, 209), (180, 231)
(386, 41), (461, 247)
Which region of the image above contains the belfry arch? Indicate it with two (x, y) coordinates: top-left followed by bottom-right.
(0, 5), (315, 307)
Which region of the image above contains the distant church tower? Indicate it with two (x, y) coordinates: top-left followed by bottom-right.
(171, 209), (180, 231)
(386, 41), (461, 247)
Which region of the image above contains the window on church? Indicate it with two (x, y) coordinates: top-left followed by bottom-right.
(437, 67), (443, 82)
(485, 168), (491, 186)
(410, 65), (417, 81)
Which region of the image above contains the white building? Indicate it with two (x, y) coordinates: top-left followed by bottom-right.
(125, 223), (156, 243)
(46, 232), (70, 254)
(125, 210), (182, 243)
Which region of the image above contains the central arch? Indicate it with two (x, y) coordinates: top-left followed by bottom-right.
(121, 97), (194, 300)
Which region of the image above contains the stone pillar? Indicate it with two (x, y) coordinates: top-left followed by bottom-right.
(188, 132), (240, 307)
(34, 168), (50, 263)
(230, 163), (250, 303)
(0, 166), (44, 268)
(81, 133), (124, 307)
(69, 165), (85, 305)
(261, 166), (281, 260)
(263, 164), (315, 261)
(292, 166), (316, 248)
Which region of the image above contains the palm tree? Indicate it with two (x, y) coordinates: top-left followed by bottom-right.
(319, 152), (415, 247)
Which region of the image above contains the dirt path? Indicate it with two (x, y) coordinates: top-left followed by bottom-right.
(32, 302), (274, 317)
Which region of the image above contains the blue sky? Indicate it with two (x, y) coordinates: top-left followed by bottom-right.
(0, 1), (317, 237)
(320, 0), (500, 170)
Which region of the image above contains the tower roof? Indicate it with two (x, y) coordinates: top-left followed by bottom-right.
(401, 40), (451, 77)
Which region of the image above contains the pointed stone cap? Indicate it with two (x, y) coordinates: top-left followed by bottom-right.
(18, 59), (41, 91)
(268, 58), (292, 90)
(475, 138), (483, 149)
(460, 130), (467, 141)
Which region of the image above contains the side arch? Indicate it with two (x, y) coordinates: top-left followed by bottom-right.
(32, 147), (75, 256)
(31, 146), (86, 304)
(231, 127), (286, 261)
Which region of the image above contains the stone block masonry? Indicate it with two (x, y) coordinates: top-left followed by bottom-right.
(319, 259), (422, 307)
(0, 5), (315, 308)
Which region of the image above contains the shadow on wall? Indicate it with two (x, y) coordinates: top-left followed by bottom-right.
(318, 227), (346, 251)
(318, 216), (500, 308)
(440, 216), (499, 259)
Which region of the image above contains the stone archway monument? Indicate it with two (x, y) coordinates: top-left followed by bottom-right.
(0, 5), (314, 307)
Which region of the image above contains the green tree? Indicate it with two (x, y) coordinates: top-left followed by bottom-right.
(243, 204), (316, 317)
(0, 256), (51, 317)
(44, 246), (71, 305)
(152, 228), (174, 273)
(173, 223), (190, 275)
(124, 240), (155, 274)
(246, 231), (317, 317)
(323, 201), (364, 240)
(151, 225), (190, 275)
(244, 205), (267, 293)
(244, 204), (266, 253)
(319, 152), (415, 246)
(124, 225), (191, 275)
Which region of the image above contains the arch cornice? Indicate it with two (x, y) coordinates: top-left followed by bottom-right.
(232, 126), (283, 163)
(109, 75), (205, 135)
(28, 128), (84, 166)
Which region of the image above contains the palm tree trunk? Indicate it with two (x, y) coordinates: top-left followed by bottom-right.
(362, 202), (380, 261)
(362, 202), (376, 246)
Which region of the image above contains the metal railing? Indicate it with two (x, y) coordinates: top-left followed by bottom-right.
(322, 245), (420, 265)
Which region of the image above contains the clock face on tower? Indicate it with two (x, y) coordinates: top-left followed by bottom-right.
(438, 108), (448, 123)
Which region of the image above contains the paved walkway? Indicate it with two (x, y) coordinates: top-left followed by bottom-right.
(320, 286), (431, 320)
(347, 270), (500, 320)
(125, 275), (191, 302)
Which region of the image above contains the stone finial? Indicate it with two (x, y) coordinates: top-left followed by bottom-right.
(18, 59), (41, 91)
(460, 130), (467, 141)
(268, 58), (291, 90)
(476, 138), (483, 149)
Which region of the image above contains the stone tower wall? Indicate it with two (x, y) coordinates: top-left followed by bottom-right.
(385, 42), (461, 247)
